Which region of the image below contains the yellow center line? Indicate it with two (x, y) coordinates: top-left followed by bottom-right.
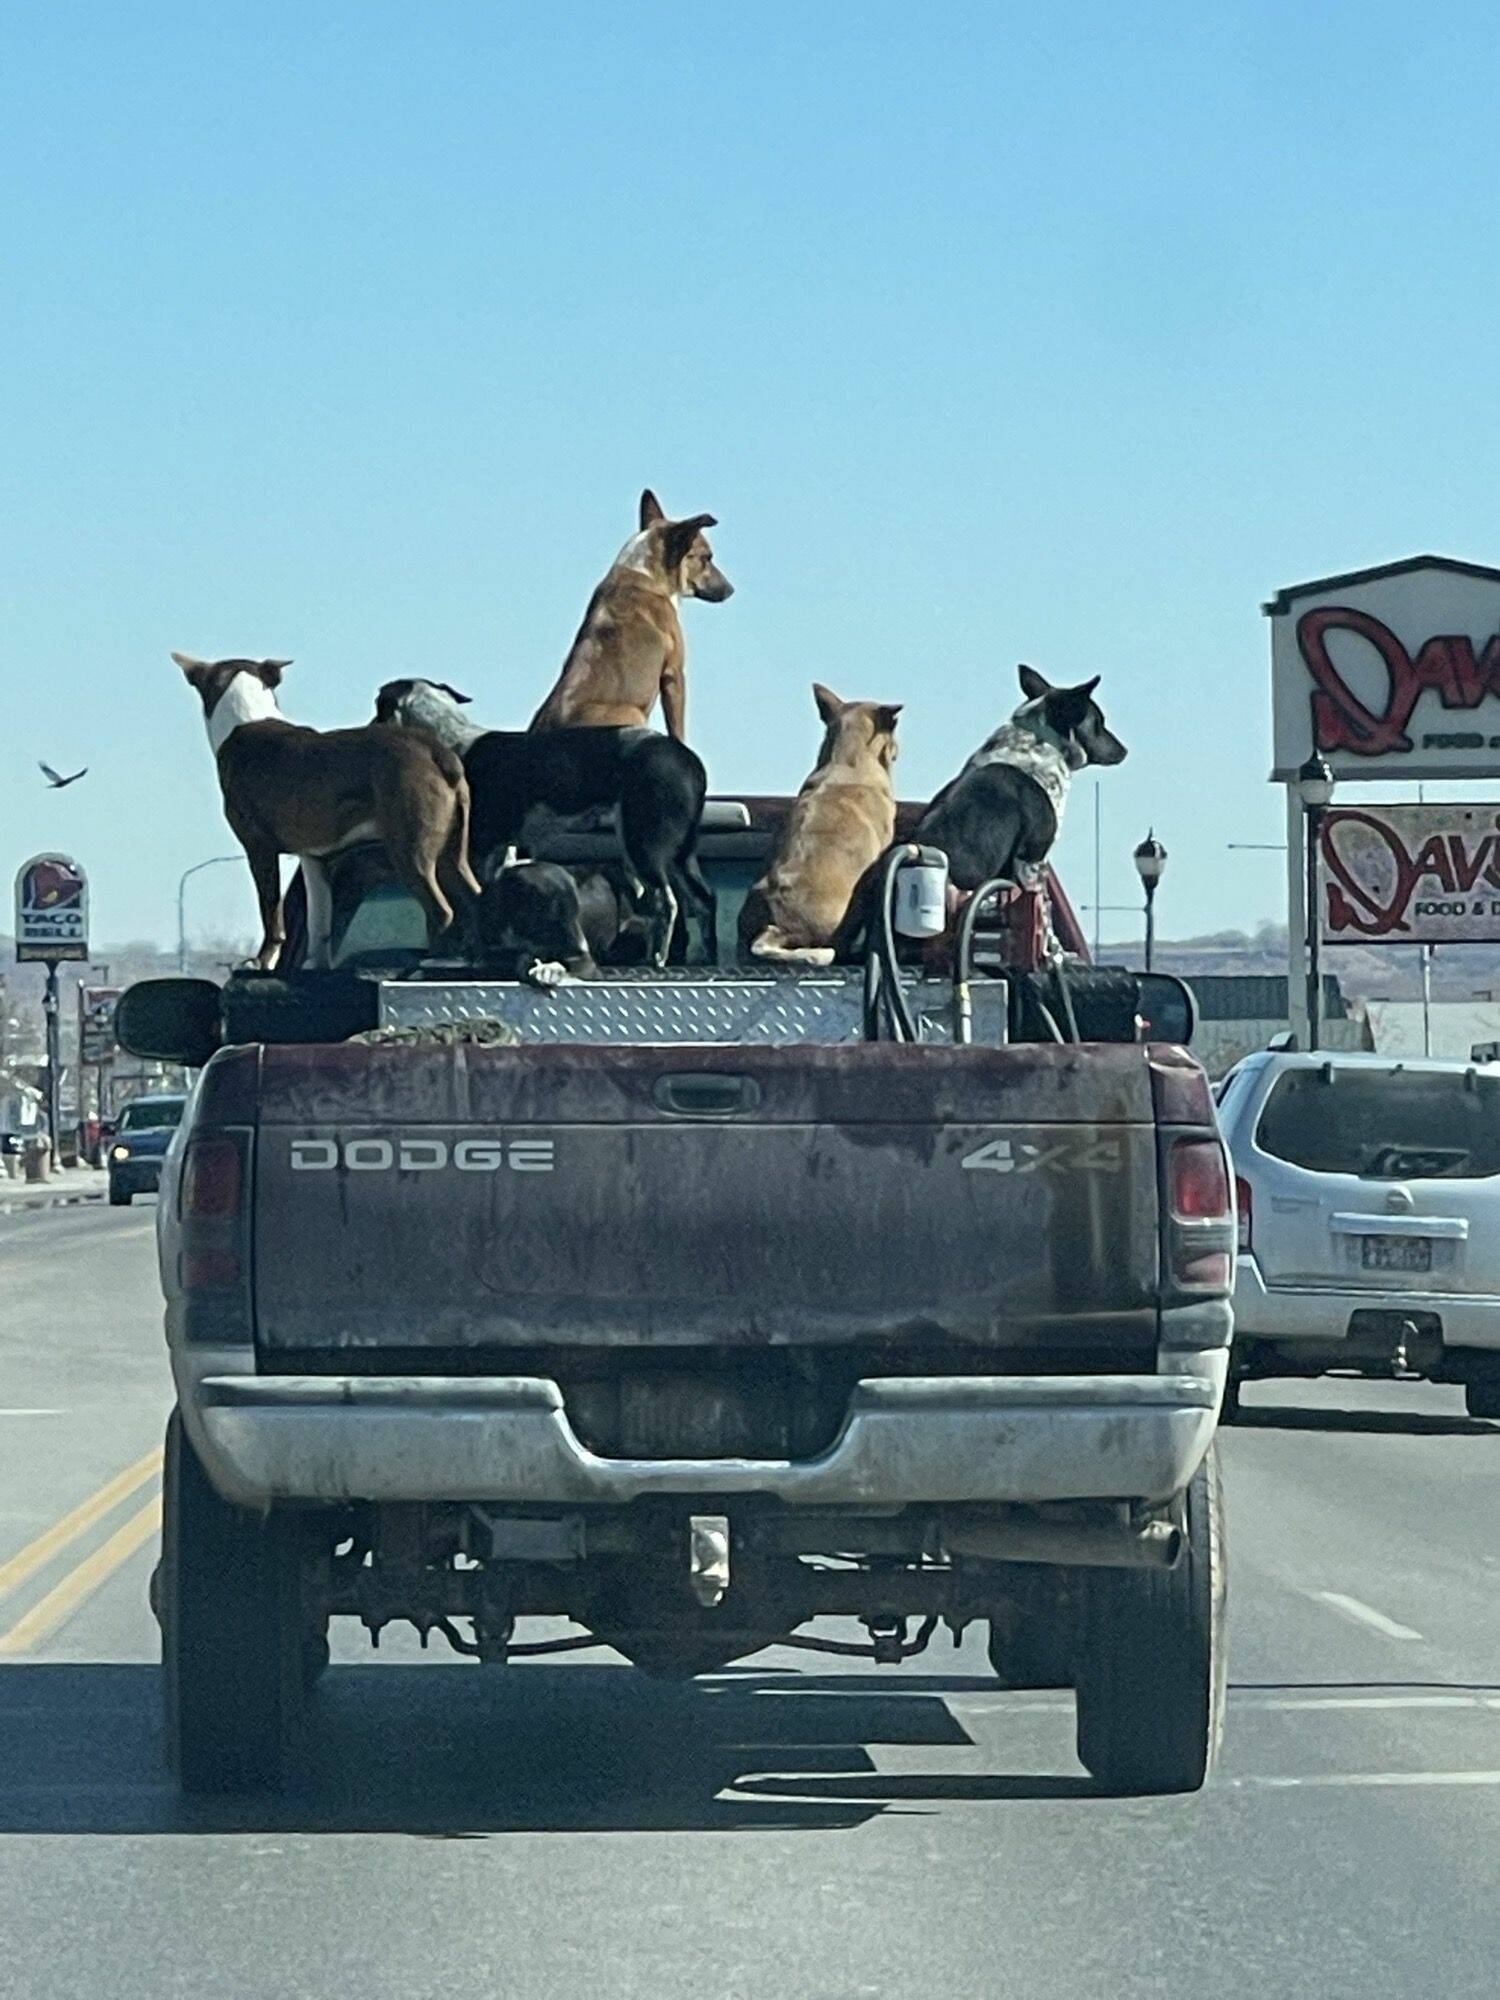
(0, 1446), (163, 1603)
(0, 1494), (163, 1656)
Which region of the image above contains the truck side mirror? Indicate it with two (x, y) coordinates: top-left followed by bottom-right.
(114, 979), (223, 1069)
(1135, 973), (1197, 1047)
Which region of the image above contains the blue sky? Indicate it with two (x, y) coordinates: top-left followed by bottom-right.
(4, 2), (1500, 952)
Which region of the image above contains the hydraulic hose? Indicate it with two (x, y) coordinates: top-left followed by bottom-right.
(952, 876), (1011, 1045)
(864, 845), (921, 1042)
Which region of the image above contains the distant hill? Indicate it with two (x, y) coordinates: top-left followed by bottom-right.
(1101, 922), (1500, 1002)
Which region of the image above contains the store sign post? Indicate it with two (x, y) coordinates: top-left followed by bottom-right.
(14, 854), (89, 963)
(1268, 557), (1500, 784)
(1267, 557), (1500, 1045)
(79, 985), (121, 1065)
(14, 855), (89, 1153)
(1320, 804), (1500, 945)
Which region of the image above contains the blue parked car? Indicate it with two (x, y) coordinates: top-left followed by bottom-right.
(108, 1093), (188, 1205)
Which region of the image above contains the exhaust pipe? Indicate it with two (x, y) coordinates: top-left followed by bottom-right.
(941, 1509), (1182, 1570)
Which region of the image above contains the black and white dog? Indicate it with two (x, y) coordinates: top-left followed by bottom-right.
(916, 664), (1127, 892)
(476, 851), (651, 981)
(373, 679), (717, 966)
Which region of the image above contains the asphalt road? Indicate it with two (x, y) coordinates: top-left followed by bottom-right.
(2, 1202), (1498, 2000)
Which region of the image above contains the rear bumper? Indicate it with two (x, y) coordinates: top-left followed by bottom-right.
(186, 1372), (1220, 1511)
(1233, 1257), (1500, 1352)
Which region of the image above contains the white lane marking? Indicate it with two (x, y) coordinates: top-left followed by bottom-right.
(0, 1409), (63, 1417)
(955, 1692), (1500, 1716)
(1242, 1771), (1500, 1790)
(1255, 1694), (1500, 1712)
(1313, 1591), (1423, 1641)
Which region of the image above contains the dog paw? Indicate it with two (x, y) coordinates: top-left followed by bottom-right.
(525, 960), (570, 990)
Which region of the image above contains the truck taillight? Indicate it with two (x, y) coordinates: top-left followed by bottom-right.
(182, 1138), (241, 1218)
(1170, 1139), (1230, 1220)
(1235, 1174), (1252, 1254)
(179, 1131), (249, 1305)
(1166, 1137), (1233, 1290)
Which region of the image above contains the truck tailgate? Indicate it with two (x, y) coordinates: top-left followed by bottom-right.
(251, 1041), (1163, 1356)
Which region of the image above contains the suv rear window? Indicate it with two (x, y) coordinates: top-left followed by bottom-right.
(1256, 1067), (1500, 1179)
(119, 1098), (186, 1132)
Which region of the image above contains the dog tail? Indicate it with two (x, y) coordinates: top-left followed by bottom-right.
(438, 772), (482, 911)
(748, 927), (836, 968)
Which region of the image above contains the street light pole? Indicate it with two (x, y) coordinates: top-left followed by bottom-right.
(1295, 756), (1335, 1050)
(1132, 831), (1168, 972)
(177, 856), (244, 973)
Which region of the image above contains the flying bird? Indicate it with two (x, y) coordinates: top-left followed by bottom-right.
(38, 761), (88, 789)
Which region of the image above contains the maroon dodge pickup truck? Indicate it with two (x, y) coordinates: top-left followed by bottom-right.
(119, 797), (1232, 1799)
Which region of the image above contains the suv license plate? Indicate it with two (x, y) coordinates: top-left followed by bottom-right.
(1361, 1236), (1433, 1273)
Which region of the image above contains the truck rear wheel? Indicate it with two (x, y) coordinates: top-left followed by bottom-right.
(987, 1569), (1078, 1688)
(1074, 1446), (1226, 1795)
(160, 1409), (305, 1794)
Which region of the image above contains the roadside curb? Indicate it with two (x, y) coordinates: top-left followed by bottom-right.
(0, 1183), (109, 1215)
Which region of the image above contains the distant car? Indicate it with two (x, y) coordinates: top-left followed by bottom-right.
(1216, 1050), (1500, 1419)
(108, 1094), (188, 1205)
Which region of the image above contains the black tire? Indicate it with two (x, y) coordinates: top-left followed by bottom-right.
(1219, 1369), (1242, 1424)
(108, 1182), (131, 1207)
(986, 1569), (1078, 1688)
(1075, 1446), (1227, 1795)
(160, 1409), (305, 1794)
(1465, 1379), (1500, 1421)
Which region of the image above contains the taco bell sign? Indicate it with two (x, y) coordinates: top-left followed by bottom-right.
(14, 853), (89, 962)
(1267, 555), (1500, 784)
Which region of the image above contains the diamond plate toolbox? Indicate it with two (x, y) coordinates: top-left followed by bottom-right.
(377, 971), (1007, 1045)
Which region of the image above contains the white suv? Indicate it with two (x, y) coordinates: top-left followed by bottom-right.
(1216, 1050), (1500, 1419)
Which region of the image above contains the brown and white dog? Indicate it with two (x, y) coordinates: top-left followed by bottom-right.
(529, 489), (733, 740)
(174, 653), (480, 971)
(739, 684), (903, 966)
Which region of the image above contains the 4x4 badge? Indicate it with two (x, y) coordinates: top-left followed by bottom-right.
(962, 1136), (1123, 1175)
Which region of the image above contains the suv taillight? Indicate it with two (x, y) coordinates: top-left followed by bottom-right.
(1166, 1137), (1234, 1290)
(1234, 1174), (1252, 1254)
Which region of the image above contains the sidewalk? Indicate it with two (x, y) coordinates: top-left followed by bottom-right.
(0, 1166), (111, 1214)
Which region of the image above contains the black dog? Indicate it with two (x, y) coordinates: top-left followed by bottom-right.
(374, 679), (717, 967)
(916, 665), (1128, 893)
(477, 856), (653, 980)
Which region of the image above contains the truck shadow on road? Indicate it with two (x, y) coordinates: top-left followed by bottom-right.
(1233, 1403), (1497, 1438)
(0, 1662), (1095, 1835)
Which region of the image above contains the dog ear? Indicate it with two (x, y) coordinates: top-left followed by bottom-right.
(1045, 679), (1100, 734)
(663, 513), (718, 570)
(435, 682), (473, 704)
(171, 651), (209, 685)
(639, 489), (666, 529)
(813, 683), (844, 724)
(258, 658), (292, 688)
(874, 703), (903, 732)
(1017, 664), (1052, 700)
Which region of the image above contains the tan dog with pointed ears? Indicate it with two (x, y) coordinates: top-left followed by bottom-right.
(174, 653), (480, 971)
(529, 489), (733, 740)
(739, 684), (903, 965)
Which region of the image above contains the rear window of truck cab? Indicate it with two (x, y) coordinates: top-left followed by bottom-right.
(1255, 1066), (1500, 1179)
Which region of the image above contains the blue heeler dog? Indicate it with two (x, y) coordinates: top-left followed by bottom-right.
(916, 664), (1128, 893)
